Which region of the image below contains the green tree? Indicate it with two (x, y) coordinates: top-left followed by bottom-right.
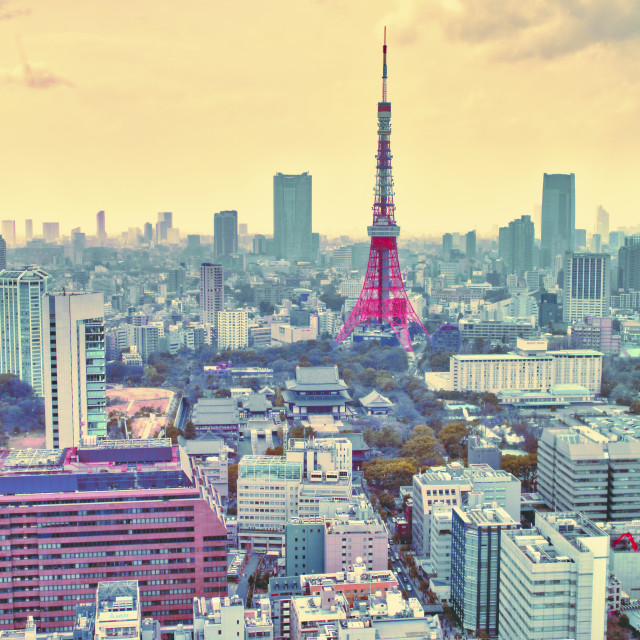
(630, 400), (640, 415)
(438, 422), (469, 458)
(215, 388), (231, 398)
(363, 457), (418, 492)
(184, 420), (197, 439)
(273, 388), (284, 407)
(401, 435), (444, 466)
(266, 446), (284, 456)
(502, 453), (537, 492)
(228, 463), (239, 496)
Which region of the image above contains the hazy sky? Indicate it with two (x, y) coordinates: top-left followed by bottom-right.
(1, 0), (639, 239)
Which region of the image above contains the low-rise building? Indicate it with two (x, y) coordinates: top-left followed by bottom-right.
(282, 366), (352, 418)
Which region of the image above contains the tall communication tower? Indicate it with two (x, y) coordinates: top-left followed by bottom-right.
(335, 30), (428, 354)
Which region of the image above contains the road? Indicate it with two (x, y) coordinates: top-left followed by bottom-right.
(228, 552), (260, 604)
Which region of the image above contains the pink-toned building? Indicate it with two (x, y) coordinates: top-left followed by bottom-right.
(0, 440), (227, 633)
(323, 501), (388, 573)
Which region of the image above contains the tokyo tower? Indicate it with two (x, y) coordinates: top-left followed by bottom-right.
(335, 30), (428, 354)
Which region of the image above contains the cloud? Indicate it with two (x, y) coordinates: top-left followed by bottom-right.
(0, 62), (73, 89)
(0, 0), (29, 20)
(386, 0), (640, 60)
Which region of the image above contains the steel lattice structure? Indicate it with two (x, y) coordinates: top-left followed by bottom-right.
(335, 30), (428, 354)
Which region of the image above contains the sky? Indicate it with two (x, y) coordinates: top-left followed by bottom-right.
(0, 0), (639, 240)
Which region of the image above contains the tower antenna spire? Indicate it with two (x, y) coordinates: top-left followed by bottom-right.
(382, 26), (388, 102)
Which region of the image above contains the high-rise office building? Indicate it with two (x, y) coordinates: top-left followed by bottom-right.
(0, 267), (51, 396)
(42, 222), (60, 243)
(595, 205), (609, 244)
(0, 236), (5, 270)
(0, 221), (15, 246)
(238, 222), (248, 235)
(253, 234), (267, 255)
(540, 173), (575, 268)
(0, 440), (228, 632)
(217, 310), (249, 350)
(618, 234), (640, 292)
(24, 219), (33, 242)
(562, 252), (611, 323)
(499, 512), (608, 640)
(574, 227), (587, 249)
(43, 292), (107, 449)
(465, 230), (476, 259)
(97, 210), (106, 243)
(442, 233), (453, 258)
(143, 222), (153, 243)
(200, 263), (224, 325)
(499, 215), (535, 276)
(213, 210), (238, 258)
(168, 267), (186, 295)
(273, 172), (312, 262)
(451, 504), (520, 637)
(591, 233), (602, 253)
(609, 230), (625, 254)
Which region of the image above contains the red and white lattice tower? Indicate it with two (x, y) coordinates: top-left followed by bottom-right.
(335, 30), (428, 354)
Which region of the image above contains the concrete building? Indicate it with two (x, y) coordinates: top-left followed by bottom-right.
(132, 325), (160, 362)
(94, 581), (141, 640)
(237, 439), (352, 551)
(411, 462), (521, 557)
(569, 315), (620, 356)
(0, 220), (15, 245)
(273, 172), (312, 262)
(458, 316), (537, 343)
(538, 426), (640, 521)
(450, 338), (602, 395)
(498, 215), (535, 276)
(468, 436), (502, 470)
(0, 235), (5, 270)
(0, 266), (51, 396)
(200, 263), (224, 326)
(178, 431), (229, 504)
(540, 173), (575, 268)
(426, 503), (453, 592)
(450, 505), (520, 637)
(618, 234), (640, 292)
(499, 512), (608, 640)
(96, 210), (106, 243)
(285, 518), (326, 577)
(268, 576), (304, 640)
(42, 222), (60, 243)
(217, 310), (249, 350)
(270, 322), (318, 345)
(597, 520), (640, 601)
(562, 252), (611, 323)
(0, 440), (227, 632)
(43, 292), (107, 449)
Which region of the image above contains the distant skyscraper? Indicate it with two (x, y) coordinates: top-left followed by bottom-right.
(43, 292), (107, 449)
(168, 267), (186, 295)
(253, 234), (266, 255)
(499, 215), (535, 276)
(238, 223), (248, 235)
(0, 267), (52, 396)
(213, 210), (238, 258)
(143, 222), (153, 243)
(97, 210), (106, 243)
(200, 263), (224, 325)
(465, 230), (476, 259)
(442, 233), (453, 258)
(609, 230), (625, 254)
(1, 220), (15, 246)
(273, 172), (312, 262)
(574, 228), (587, 249)
(618, 234), (640, 292)
(591, 233), (602, 253)
(24, 219), (33, 242)
(540, 173), (575, 268)
(562, 252), (610, 323)
(42, 222), (60, 243)
(0, 236), (5, 271)
(595, 205), (609, 244)
(156, 212), (173, 243)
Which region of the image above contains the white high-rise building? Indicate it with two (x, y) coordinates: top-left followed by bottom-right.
(43, 292), (107, 449)
(0, 266), (51, 396)
(499, 512), (608, 640)
(217, 310), (249, 350)
(200, 263), (224, 325)
(562, 252), (611, 323)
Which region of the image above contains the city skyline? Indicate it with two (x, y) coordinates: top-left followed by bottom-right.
(0, 0), (638, 237)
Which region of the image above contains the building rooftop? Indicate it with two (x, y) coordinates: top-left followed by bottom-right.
(239, 456), (302, 481)
(96, 580), (139, 611)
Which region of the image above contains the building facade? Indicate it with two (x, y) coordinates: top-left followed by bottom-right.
(0, 441), (228, 633)
(43, 292), (107, 449)
(562, 252), (611, 323)
(217, 310), (249, 351)
(0, 267), (51, 396)
(499, 512), (608, 640)
(200, 263), (224, 326)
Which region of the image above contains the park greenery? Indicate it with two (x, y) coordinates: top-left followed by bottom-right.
(0, 374), (45, 442)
